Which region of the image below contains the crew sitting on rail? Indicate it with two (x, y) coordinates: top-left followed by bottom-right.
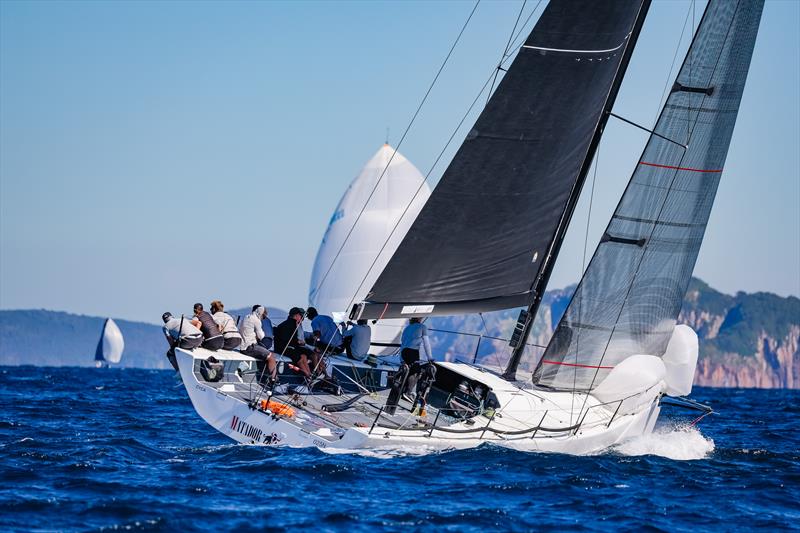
(273, 307), (316, 379)
(258, 307), (274, 351)
(161, 311), (203, 370)
(209, 300), (243, 351)
(342, 319), (371, 361)
(307, 307), (344, 355)
(400, 317), (433, 402)
(191, 303), (224, 351)
(239, 305), (277, 381)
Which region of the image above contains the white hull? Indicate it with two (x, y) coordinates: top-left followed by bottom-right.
(176, 347), (667, 455)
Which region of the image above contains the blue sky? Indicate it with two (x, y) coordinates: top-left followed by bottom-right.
(1, 0), (798, 324)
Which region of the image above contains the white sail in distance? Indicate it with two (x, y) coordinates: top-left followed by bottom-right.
(95, 318), (124, 364)
(309, 144), (431, 350)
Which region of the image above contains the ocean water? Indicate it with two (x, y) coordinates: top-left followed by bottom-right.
(1, 367), (797, 532)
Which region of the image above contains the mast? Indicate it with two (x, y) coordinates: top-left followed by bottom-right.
(502, 0), (652, 380)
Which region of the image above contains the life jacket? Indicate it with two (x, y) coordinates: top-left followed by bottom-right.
(259, 399), (295, 418)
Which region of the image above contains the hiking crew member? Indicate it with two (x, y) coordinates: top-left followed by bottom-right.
(192, 303), (224, 351)
(209, 300), (242, 350)
(239, 305), (277, 380)
(162, 311), (203, 370)
(307, 307), (343, 354)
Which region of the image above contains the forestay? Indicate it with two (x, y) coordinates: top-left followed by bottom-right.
(533, 0), (765, 391)
(355, 0), (649, 320)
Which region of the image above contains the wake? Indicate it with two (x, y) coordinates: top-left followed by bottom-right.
(615, 423), (715, 460)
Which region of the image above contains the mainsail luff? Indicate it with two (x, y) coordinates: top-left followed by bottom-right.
(354, 0), (650, 321)
(533, 0), (765, 391)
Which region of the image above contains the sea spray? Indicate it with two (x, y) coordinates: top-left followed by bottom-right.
(615, 423), (715, 460)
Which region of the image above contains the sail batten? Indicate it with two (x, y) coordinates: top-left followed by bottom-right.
(533, 0), (765, 391)
(356, 0), (650, 320)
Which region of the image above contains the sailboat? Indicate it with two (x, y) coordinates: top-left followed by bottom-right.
(173, 0), (763, 453)
(94, 318), (124, 368)
(309, 143), (431, 356)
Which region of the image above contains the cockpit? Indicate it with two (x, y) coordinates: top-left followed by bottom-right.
(423, 363), (501, 422)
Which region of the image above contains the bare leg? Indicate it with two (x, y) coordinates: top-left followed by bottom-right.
(405, 373), (419, 396)
(267, 353), (277, 380)
(310, 350), (329, 377)
(298, 355), (312, 379)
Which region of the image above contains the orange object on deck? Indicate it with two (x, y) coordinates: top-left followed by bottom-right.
(260, 399), (295, 417)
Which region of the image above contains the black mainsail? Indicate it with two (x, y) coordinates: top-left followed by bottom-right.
(533, 0), (765, 391)
(353, 0), (651, 320)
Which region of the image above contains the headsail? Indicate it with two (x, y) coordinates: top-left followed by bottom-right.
(354, 0), (650, 320)
(533, 0), (765, 391)
(95, 318), (124, 365)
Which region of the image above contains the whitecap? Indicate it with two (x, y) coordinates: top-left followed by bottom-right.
(615, 423), (714, 460)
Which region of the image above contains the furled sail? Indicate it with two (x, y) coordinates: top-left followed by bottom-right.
(355, 0), (650, 320)
(95, 318), (124, 364)
(309, 144), (431, 317)
(533, 0), (764, 391)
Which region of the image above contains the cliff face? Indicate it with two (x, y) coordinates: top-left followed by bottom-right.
(685, 278), (800, 388)
(694, 326), (799, 388)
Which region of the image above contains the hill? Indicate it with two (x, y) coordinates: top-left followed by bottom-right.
(1, 280), (797, 387)
(0, 307), (286, 369)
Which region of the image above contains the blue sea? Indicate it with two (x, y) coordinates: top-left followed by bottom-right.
(1, 367), (798, 532)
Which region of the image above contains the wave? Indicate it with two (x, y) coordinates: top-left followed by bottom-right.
(615, 423), (715, 460)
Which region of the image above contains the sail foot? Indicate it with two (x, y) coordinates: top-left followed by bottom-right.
(352, 292), (532, 321)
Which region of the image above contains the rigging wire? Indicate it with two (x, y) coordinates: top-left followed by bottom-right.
(652, 2), (694, 126)
(570, 146), (600, 424)
(505, 0), (545, 58)
(310, 0), (481, 306)
(688, 0), (695, 142)
(487, 0), (528, 104)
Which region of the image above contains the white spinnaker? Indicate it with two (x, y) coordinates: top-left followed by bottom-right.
(309, 144), (431, 352)
(103, 318), (125, 364)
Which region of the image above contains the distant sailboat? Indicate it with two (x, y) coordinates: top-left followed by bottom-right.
(309, 143), (431, 354)
(95, 318), (124, 368)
